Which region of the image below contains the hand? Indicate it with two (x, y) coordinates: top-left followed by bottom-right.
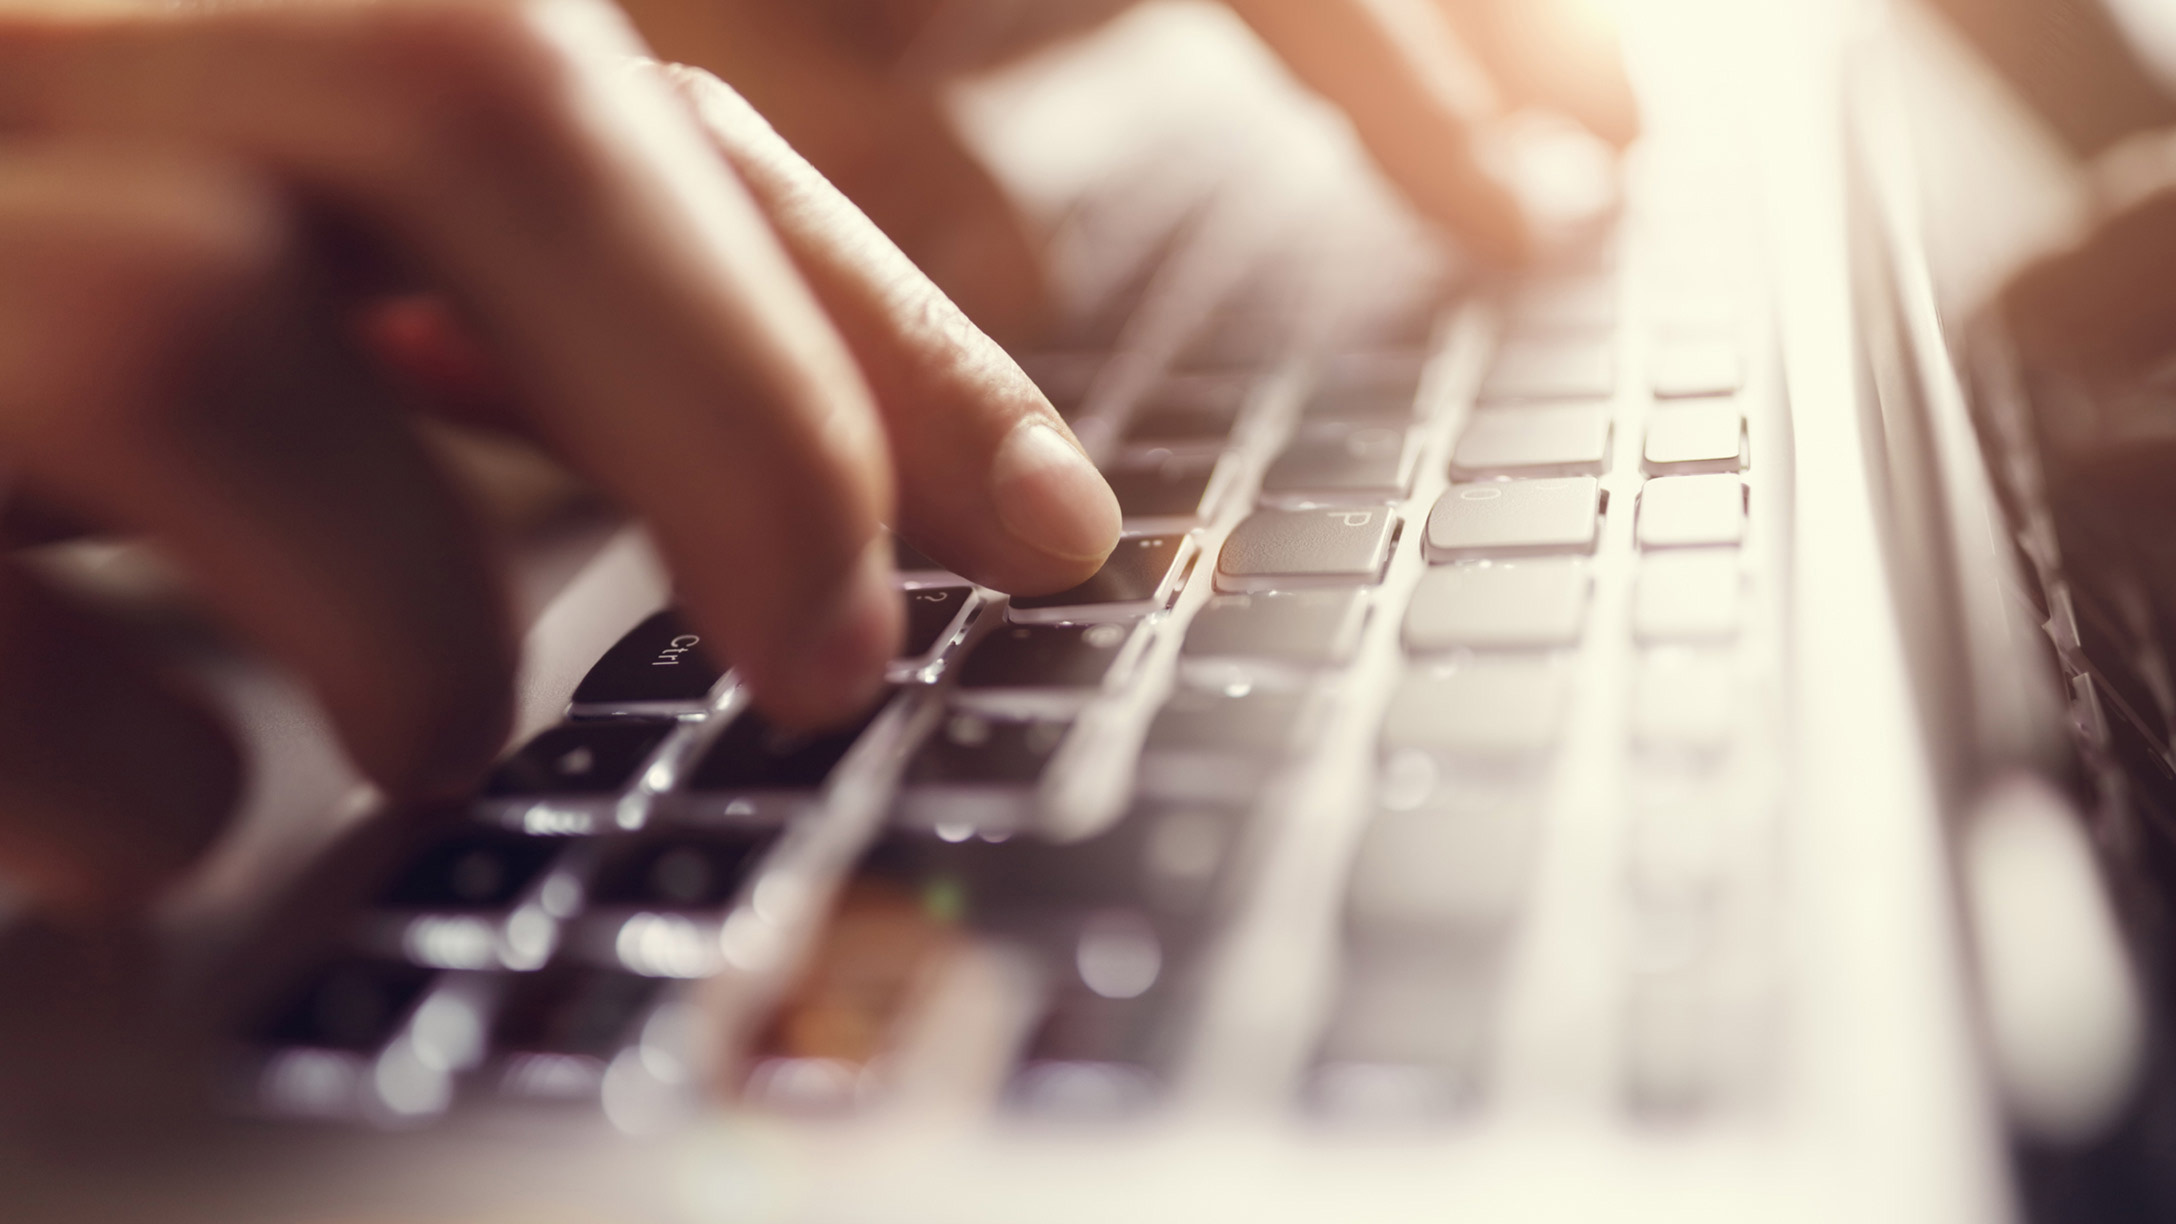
(0, 0), (1120, 913)
(619, 0), (1639, 332)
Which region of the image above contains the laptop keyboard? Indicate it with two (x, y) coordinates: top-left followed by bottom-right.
(233, 150), (1783, 1136)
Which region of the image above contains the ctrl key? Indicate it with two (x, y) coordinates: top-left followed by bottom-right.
(571, 610), (723, 710)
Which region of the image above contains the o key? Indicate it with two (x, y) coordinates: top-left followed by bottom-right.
(1424, 478), (1602, 561)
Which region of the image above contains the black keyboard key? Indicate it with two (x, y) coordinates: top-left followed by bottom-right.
(1009, 535), (1186, 619)
(1146, 688), (1304, 755)
(958, 623), (1132, 689)
(486, 721), (674, 798)
(588, 831), (775, 909)
(378, 827), (563, 909)
(1105, 462), (1215, 521)
(491, 967), (664, 1057)
(686, 702), (885, 793)
(1124, 403), (1239, 449)
(1298, 380), (1423, 426)
(739, 876), (961, 1109)
(1172, 319), (1281, 373)
(1122, 380), (1248, 448)
(1009, 911), (1182, 1115)
(1182, 589), (1369, 665)
(1022, 974), (1167, 1067)
(1140, 689), (1304, 802)
(259, 959), (435, 1051)
(892, 536), (948, 576)
(571, 611), (721, 707)
(866, 805), (1248, 923)
(1262, 425), (1415, 500)
(901, 585), (971, 660)
(906, 711), (1069, 786)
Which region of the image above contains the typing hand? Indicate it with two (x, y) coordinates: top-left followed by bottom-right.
(0, 0), (1119, 913)
(622, 0), (1638, 330)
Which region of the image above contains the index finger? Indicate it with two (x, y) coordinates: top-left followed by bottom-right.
(0, 0), (902, 727)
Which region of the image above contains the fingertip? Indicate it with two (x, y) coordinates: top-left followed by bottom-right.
(739, 539), (901, 732)
(1434, 168), (1536, 267)
(340, 620), (519, 804)
(989, 419), (1121, 569)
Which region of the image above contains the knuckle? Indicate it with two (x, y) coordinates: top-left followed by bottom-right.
(344, 0), (617, 182)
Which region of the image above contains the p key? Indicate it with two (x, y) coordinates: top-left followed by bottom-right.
(1216, 507), (1397, 592)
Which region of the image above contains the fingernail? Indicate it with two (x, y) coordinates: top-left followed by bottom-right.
(990, 420), (1121, 563)
(782, 541), (898, 726)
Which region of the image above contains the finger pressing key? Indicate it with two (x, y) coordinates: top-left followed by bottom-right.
(663, 65), (1120, 596)
(0, 0), (904, 728)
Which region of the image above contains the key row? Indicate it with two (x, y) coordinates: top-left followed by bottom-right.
(249, 783), (1266, 1123)
(1211, 475), (1744, 594)
(1250, 393), (1745, 507)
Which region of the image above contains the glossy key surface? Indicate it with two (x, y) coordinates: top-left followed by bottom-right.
(1424, 478), (1601, 561)
(1632, 551), (1742, 642)
(1122, 379), (1248, 449)
(1477, 338), (1615, 403)
(1216, 507), (1397, 592)
(1637, 475), (1745, 549)
(1182, 589), (1368, 665)
(491, 967), (663, 1056)
(1311, 954), (1491, 1117)
(905, 712), (1070, 785)
(1450, 405), (1612, 477)
(900, 586), (972, 660)
(1345, 797), (1536, 938)
(571, 611), (721, 707)
(1261, 426), (1415, 500)
(1105, 462), (1216, 522)
(1145, 687), (1305, 755)
(1644, 402), (1745, 473)
(486, 722), (675, 798)
(378, 827), (563, 909)
(959, 623), (1133, 689)
(258, 959), (435, 1051)
(892, 537), (949, 578)
(1381, 662), (1571, 757)
(588, 831), (774, 909)
(1010, 535), (1186, 620)
(1300, 354), (1427, 424)
(1403, 560), (1589, 652)
(686, 704), (885, 793)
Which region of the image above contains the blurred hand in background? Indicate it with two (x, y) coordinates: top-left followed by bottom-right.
(618, 0), (1640, 339)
